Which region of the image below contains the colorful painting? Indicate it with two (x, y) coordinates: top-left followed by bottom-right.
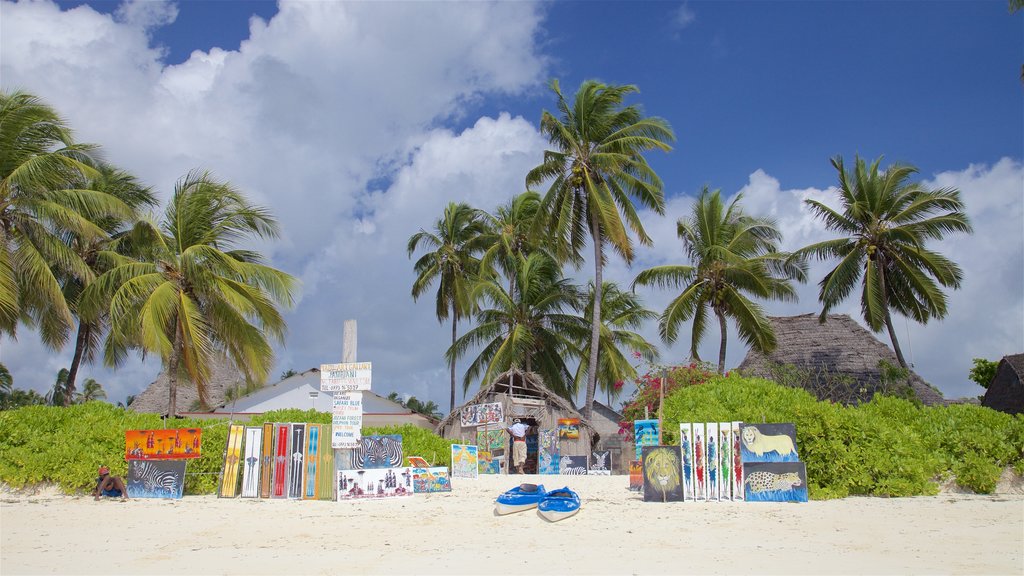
(743, 462), (808, 502)
(558, 418), (580, 439)
(271, 423), (290, 498)
(353, 434), (404, 470)
(537, 428), (559, 474)
(412, 466), (452, 493)
(287, 423), (306, 499)
(707, 422), (720, 501)
(538, 450), (559, 475)
(303, 424), (322, 500)
(679, 422), (694, 501)
(478, 450), (501, 474)
(259, 422), (274, 499)
(719, 422), (732, 501)
(692, 422), (706, 500)
(629, 460), (642, 491)
(635, 419), (659, 460)
(459, 402), (504, 427)
(337, 467), (414, 500)
(240, 426), (262, 498)
(218, 424), (244, 498)
(588, 450), (612, 475)
(642, 446), (684, 503)
(739, 423), (799, 462)
(407, 456), (430, 468)
(477, 428), (505, 451)
(127, 460), (186, 499)
(559, 455), (588, 475)
(732, 422), (744, 500)
(317, 440), (336, 501)
(125, 428), (202, 460)
(450, 444), (478, 479)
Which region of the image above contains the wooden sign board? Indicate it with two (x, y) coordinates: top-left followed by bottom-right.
(320, 362), (372, 391)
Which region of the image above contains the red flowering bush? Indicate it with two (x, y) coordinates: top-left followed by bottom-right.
(618, 361), (716, 431)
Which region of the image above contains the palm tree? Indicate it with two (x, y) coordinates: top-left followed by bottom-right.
(0, 363), (11, 396)
(0, 90), (130, 348)
(794, 156), (972, 368)
(526, 79), (674, 418)
(75, 378), (106, 403)
(478, 191), (552, 294)
(633, 188), (806, 375)
(82, 170), (297, 416)
(448, 252), (586, 399)
(408, 202), (487, 413)
(60, 164), (155, 404)
(47, 368), (72, 406)
(575, 281), (659, 405)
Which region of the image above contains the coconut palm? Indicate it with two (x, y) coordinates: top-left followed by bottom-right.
(633, 188), (806, 375)
(448, 252), (586, 399)
(526, 79), (674, 418)
(0, 362), (11, 396)
(82, 170), (297, 416)
(408, 202), (488, 413)
(47, 368), (72, 406)
(575, 281), (659, 405)
(794, 156), (972, 368)
(0, 90), (130, 347)
(75, 378), (106, 403)
(477, 191), (552, 294)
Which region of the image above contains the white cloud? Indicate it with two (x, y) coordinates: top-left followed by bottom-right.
(115, 0), (177, 30)
(673, 3), (696, 30)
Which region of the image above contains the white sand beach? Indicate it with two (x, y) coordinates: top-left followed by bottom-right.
(2, 474), (1022, 576)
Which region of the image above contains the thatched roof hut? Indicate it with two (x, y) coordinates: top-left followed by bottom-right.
(436, 368), (598, 456)
(737, 313), (945, 406)
(128, 356), (246, 416)
(981, 353), (1024, 415)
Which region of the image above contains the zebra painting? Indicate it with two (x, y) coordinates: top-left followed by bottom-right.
(588, 450), (612, 475)
(559, 455), (588, 476)
(353, 435), (404, 470)
(126, 460), (186, 499)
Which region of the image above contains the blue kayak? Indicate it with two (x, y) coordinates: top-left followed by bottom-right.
(494, 483), (546, 515)
(537, 487), (580, 522)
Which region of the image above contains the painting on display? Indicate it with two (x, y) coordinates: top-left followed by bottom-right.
(271, 423), (290, 498)
(287, 423), (306, 499)
(634, 419), (659, 460)
(450, 444), (478, 479)
(354, 435), (404, 470)
(538, 450), (560, 475)
(219, 424), (244, 498)
(407, 456), (430, 468)
(127, 460), (186, 499)
(718, 422), (733, 501)
(459, 402), (504, 427)
(679, 422), (695, 501)
(628, 460), (643, 491)
(557, 418), (580, 439)
(317, 441), (336, 501)
(537, 428), (559, 474)
(588, 450), (612, 475)
(412, 467), (452, 493)
(642, 446), (684, 503)
(303, 424), (322, 500)
(739, 423), (799, 462)
(731, 422), (744, 500)
(478, 450), (501, 474)
(337, 467), (414, 500)
(692, 422), (707, 500)
(558, 455), (588, 475)
(707, 422), (720, 501)
(742, 462), (808, 502)
(125, 428), (202, 460)
(259, 422), (274, 499)
(240, 426), (262, 498)
(477, 428), (505, 451)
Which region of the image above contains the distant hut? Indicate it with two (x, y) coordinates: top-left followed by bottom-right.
(981, 353), (1024, 415)
(436, 368), (598, 473)
(128, 355), (245, 416)
(737, 313), (945, 406)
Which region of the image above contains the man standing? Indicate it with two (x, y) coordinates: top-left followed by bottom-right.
(506, 419), (531, 474)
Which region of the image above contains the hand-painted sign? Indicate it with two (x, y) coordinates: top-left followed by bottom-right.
(320, 362), (372, 391)
(459, 402), (504, 427)
(125, 429), (202, 460)
(332, 391), (363, 448)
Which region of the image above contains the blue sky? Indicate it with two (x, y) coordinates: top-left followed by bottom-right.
(3, 0), (1022, 408)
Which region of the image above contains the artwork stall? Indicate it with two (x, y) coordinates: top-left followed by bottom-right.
(435, 368), (601, 476)
(123, 428), (200, 499)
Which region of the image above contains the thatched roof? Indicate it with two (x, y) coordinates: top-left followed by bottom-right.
(436, 368), (599, 441)
(128, 356), (246, 416)
(981, 353), (1024, 415)
(737, 313), (944, 406)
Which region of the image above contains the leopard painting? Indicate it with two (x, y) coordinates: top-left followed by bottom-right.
(744, 471), (802, 493)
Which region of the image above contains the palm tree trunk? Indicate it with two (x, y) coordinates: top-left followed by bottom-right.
(716, 309), (728, 375)
(450, 316), (457, 413)
(584, 211), (603, 420)
(876, 255), (908, 368)
(64, 322), (91, 407)
(167, 322), (183, 417)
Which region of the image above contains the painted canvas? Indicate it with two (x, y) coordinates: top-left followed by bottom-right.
(271, 423), (290, 498)
(450, 444), (478, 479)
(743, 462), (808, 502)
(679, 422), (694, 501)
(559, 455), (588, 475)
(219, 424), (244, 498)
(317, 440), (335, 501)
(127, 460), (186, 499)
(459, 402), (504, 427)
(125, 428), (202, 460)
(337, 467), (414, 500)
(589, 450), (612, 475)
(240, 426), (262, 498)
(287, 423), (306, 499)
(628, 460), (642, 491)
(354, 435), (404, 469)
(642, 446), (684, 503)
(538, 428), (558, 474)
(478, 450), (501, 475)
(538, 450), (559, 475)
(739, 423), (799, 462)
(692, 422), (706, 500)
(477, 428), (505, 451)
(412, 467), (452, 493)
(719, 422), (732, 501)
(634, 419), (659, 460)
(303, 424), (322, 500)
(407, 456), (430, 468)
(558, 418), (580, 439)
(707, 422), (720, 501)
(731, 421), (744, 500)
(259, 422), (274, 498)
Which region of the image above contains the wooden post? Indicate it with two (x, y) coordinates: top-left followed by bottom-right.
(658, 368), (665, 444)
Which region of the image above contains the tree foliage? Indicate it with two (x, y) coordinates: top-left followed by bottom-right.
(969, 358), (999, 389)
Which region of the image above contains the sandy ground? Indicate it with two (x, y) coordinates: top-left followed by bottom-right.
(1, 475), (1022, 576)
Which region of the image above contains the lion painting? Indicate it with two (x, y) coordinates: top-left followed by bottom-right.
(740, 425), (796, 459)
(642, 446), (683, 502)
